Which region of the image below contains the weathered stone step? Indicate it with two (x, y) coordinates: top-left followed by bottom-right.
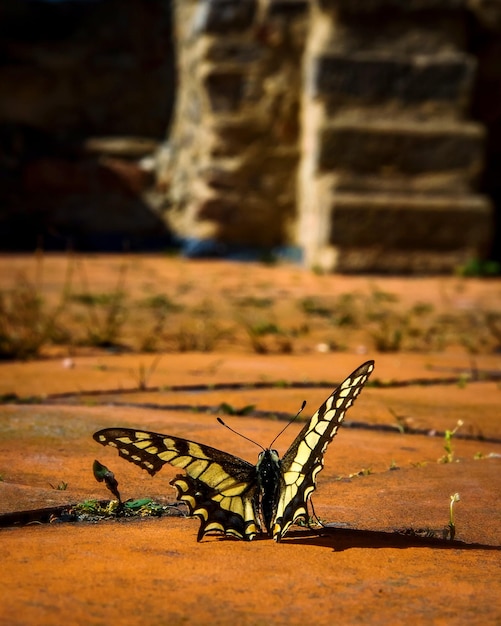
(329, 191), (491, 249)
(315, 120), (484, 180)
(330, 246), (491, 273)
(319, 0), (470, 14)
(299, 190), (492, 272)
(310, 52), (475, 110)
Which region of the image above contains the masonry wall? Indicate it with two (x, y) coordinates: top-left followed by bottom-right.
(165, 0), (309, 252)
(297, 0), (492, 272)
(166, 0), (494, 271)
(0, 0), (498, 269)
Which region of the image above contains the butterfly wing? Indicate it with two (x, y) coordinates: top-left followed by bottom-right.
(93, 428), (260, 541)
(272, 360), (375, 541)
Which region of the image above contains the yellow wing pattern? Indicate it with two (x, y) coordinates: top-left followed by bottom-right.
(93, 429), (260, 540)
(272, 360), (374, 540)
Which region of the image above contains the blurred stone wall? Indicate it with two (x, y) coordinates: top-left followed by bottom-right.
(164, 0), (309, 252)
(165, 0), (495, 271)
(1, 0), (500, 271)
(297, 0), (492, 272)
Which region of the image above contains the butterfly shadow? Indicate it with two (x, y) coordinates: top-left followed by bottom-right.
(281, 526), (501, 552)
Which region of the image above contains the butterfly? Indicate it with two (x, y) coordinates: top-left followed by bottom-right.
(93, 360), (374, 541)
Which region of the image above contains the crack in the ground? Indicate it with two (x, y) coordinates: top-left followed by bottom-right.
(2, 370), (501, 444)
(8, 396), (501, 445)
(1, 368), (500, 405)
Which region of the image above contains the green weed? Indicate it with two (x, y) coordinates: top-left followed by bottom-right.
(49, 481), (68, 491)
(438, 420), (463, 463)
(71, 261), (128, 348)
(0, 256), (73, 359)
(139, 294), (184, 351)
(483, 311), (501, 352)
(388, 407), (413, 433)
(456, 258), (500, 277)
(130, 356), (162, 390)
(217, 402), (256, 416)
(330, 292), (363, 327)
(172, 301), (230, 352)
(348, 467), (373, 478)
(300, 297), (334, 318)
(239, 316), (294, 354)
(233, 296), (274, 309)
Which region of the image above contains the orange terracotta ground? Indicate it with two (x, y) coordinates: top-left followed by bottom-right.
(1, 255), (501, 625)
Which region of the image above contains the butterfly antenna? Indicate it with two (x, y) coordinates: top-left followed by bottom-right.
(216, 417), (265, 452)
(268, 400), (306, 449)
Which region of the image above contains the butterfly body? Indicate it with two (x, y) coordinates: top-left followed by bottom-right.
(94, 360), (374, 542)
(256, 448), (281, 534)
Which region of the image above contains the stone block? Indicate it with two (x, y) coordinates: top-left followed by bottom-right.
(200, 149), (299, 197)
(318, 0), (466, 13)
(315, 14), (468, 56)
(194, 194), (286, 246)
(331, 246), (486, 273)
(267, 0), (310, 16)
(205, 40), (264, 64)
(328, 192), (492, 251)
(299, 189), (493, 272)
(204, 71), (246, 112)
(310, 52), (475, 107)
(207, 120), (267, 157)
(193, 0), (257, 34)
(316, 120), (484, 178)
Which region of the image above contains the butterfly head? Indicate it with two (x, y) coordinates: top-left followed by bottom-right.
(257, 448), (279, 464)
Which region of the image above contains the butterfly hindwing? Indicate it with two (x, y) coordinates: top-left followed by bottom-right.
(172, 474), (260, 541)
(272, 360), (374, 540)
(93, 428), (260, 540)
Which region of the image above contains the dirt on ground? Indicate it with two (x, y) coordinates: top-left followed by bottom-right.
(0, 255), (500, 625)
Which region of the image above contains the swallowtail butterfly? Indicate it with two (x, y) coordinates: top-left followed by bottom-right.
(94, 360), (374, 541)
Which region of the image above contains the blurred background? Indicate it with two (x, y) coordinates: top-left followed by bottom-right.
(1, 0), (500, 273)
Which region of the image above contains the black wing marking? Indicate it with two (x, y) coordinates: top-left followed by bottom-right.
(93, 428), (260, 540)
(272, 360), (374, 540)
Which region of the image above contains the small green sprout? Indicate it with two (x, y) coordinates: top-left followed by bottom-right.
(49, 481), (68, 491)
(348, 467), (373, 478)
(438, 420), (463, 463)
(130, 355), (162, 390)
(388, 407), (412, 433)
(76, 499), (101, 514)
(411, 461), (428, 468)
(447, 493), (461, 540)
(217, 402), (256, 416)
(457, 374), (469, 389)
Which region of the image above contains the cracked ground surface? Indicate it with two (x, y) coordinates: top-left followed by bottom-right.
(1, 255), (500, 625)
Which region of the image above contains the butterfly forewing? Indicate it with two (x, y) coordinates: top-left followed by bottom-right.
(272, 360), (374, 540)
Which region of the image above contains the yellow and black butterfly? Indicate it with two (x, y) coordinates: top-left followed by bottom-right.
(93, 360), (374, 541)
